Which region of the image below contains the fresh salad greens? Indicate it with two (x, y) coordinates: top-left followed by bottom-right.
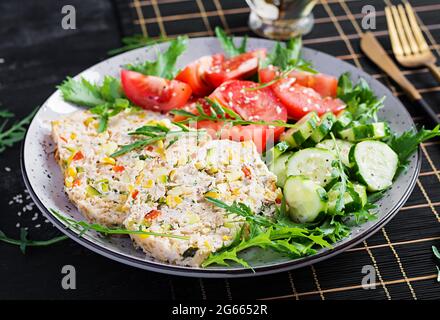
(203, 197), (331, 268)
(337, 73), (384, 124)
(125, 35), (188, 79)
(58, 76), (133, 132)
(108, 34), (171, 56)
(0, 107), (37, 153)
(262, 37), (316, 73)
(215, 26), (248, 57)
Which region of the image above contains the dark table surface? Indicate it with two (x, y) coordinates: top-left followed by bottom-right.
(1, 0), (439, 300)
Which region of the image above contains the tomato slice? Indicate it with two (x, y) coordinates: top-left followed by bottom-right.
(204, 80), (287, 152)
(121, 69), (192, 112)
(205, 49), (266, 88)
(175, 54), (224, 96)
(272, 79), (345, 120)
(259, 66), (338, 98)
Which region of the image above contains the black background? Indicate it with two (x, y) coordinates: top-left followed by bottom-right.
(1, 0), (439, 300)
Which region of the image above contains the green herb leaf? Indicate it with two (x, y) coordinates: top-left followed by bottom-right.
(50, 209), (189, 240)
(0, 110), (14, 118)
(262, 37), (316, 73)
(389, 125), (440, 174)
(337, 73), (385, 124)
(0, 228), (68, 254)
(170, 98), (296, 129)
(215, 26), (247, 57)
(100, 76), (123, 102)
(125, 36), (188, 79)
(433, 245), (440, 260)
(58, 77), (106, 108)
(0, 108), (37, 153)
(108, 35), (170, 56)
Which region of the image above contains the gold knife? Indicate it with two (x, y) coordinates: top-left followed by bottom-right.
(360, 32), (439, 125)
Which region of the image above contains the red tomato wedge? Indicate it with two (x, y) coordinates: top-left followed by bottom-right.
(205, 49), (267, 88)
(272, 79), (345, 120)
(259, 67), (338, 98)
(175, 54), (224, 96)
(204, 80), (287, 152)
(121, 69), (192, 112)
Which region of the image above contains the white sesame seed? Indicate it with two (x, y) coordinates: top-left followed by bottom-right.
(4, 167), (11, 172)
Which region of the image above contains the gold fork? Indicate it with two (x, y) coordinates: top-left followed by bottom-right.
(385, 2), (440, 82)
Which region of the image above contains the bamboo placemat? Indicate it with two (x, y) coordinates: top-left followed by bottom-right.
(112, 0), (440, 300)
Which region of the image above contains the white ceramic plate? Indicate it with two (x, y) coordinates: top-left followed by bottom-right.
(21, 37), (420, 277)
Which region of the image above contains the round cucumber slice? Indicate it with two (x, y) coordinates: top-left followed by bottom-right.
(338, 122), (390, 142)
(286, 148), (337, 186)
(316, 139), (354, 167)
(350, 140), (398, 191)
(284, 176), (328, 223)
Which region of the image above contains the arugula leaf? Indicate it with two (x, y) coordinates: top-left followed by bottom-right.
(0, 110), (14, 118)
(203, 198), (331, 267)
(215, 26), (247, 57)
(0, 228), (68, 254)
(170, 98), (296, 129)
(108, 34), (170, 56)
(125, 36), (188, 79)
(262, 37), (316, 73)
(337, 73), (385, 124)
(50, 209), (189, 240)
(389, 125), (440, 173)
(0, 108), (37, 153)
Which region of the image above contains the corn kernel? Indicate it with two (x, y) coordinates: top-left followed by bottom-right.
(222, 235), (230, 241)
(168, 169), (176, 181)
(83, 117), (95, 127)
(194, 161), (205, 170)
(207, 166), (218, 174)
(166, 195), (182, 208)
(70, 132), (77, 140)
(231, 188), (240, 196)
(100, 156), (116, 165)
(204, 240), (212, 251)
(204, 191), (219, 199)
(67, 166), (77, 178)
(143, 179), (154, 189)
(139, 234), (150, 239)
(157, 174), (168, 184)
(64, 176), (74, 188)
(135, 172), (144, 185)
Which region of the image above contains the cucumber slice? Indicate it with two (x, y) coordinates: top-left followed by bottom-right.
(338, 122), (390, 142)
(284, 176), (328, 223)
(271, 152), (292, 187)
(332, 110), (352, 132)
(286, 148), (337, 187)
(281, 112), (319, 147)
(316, 139), (354, 167)
(354, 183), (367, 207)
(350, 140), (398, 191)
(310, 112), (336, 143)
(266, 141), (290, 167)
(327, 183), (366, 214)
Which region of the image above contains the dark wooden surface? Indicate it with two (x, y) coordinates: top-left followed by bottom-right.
(1, 0), (440, 300)
(0, 0), (176, 300)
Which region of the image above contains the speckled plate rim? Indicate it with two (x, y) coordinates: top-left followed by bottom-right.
(21, 37), (421, 278)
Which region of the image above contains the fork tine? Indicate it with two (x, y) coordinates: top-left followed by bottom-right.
(390, 5), (411, 56)
(397, 4), (419, 54)
(385, 6), (404, 57)
(404, 2), (430, 52)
